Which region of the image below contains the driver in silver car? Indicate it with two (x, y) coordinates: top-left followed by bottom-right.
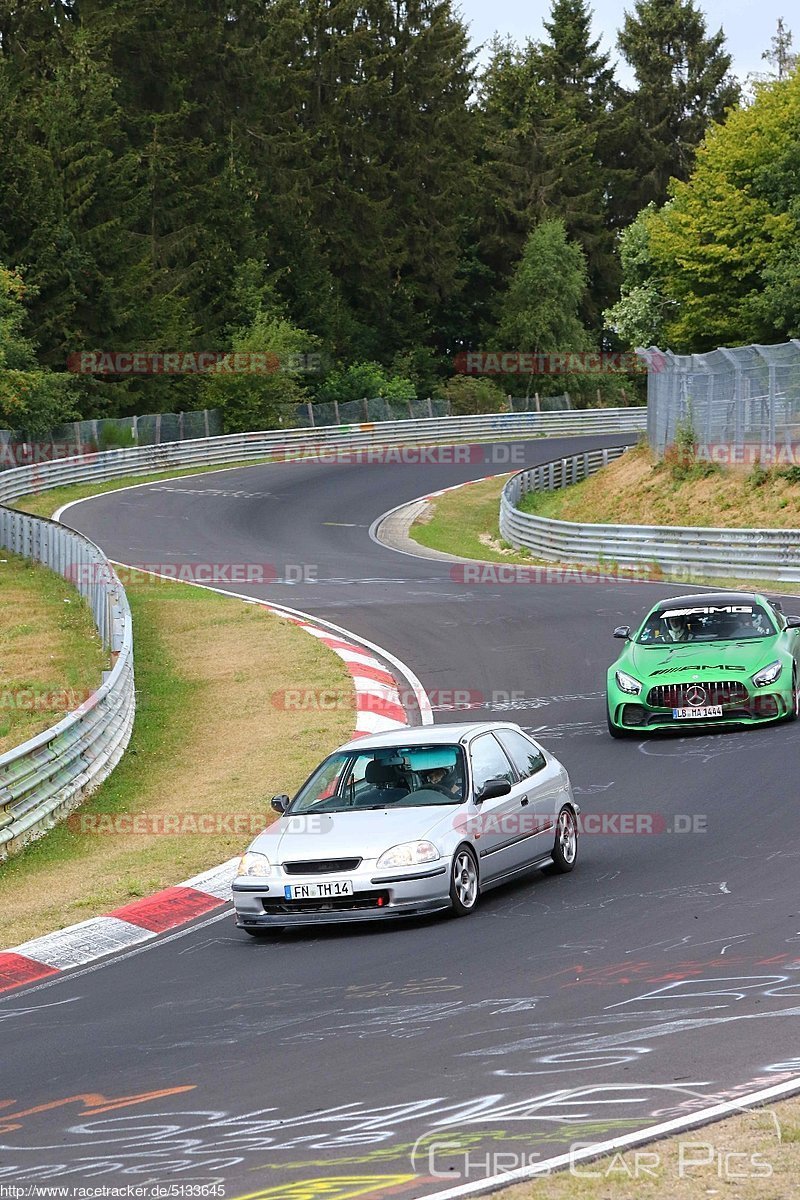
(420, 764), (464, 800)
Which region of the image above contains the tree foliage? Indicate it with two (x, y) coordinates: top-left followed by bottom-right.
(617, 0), (739, 210)
(642, 70), (800, 349)
(0, 0), (756, 433)
(0, 264), (79, 434)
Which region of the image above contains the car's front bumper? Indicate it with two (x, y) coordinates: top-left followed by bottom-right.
(232, 861), (452, 927)
(608, 688), (792, 732)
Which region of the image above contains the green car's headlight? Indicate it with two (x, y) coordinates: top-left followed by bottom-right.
(615, 670), (642, 695)
(752, 660), (782, 687)
(237, 851), (272, 877)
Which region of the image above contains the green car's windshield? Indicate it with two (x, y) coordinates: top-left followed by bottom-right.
(636, 603), (777, 646)
(289, 745), (466, 813)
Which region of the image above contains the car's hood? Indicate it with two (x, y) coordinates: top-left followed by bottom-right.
(623, 638), (777, 681)
(251, 806), (458, 861)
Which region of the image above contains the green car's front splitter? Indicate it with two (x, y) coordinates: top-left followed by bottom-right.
(606, 689), (794, 737)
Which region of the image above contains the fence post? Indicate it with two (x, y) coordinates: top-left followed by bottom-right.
(204, 408), (210, 438)
(178, 411), (185, 440)
(333, 399), (340, 425)
(307, 401), (315, 427)
(363, 397), (370, 421)
(155, 412), (162, 444)
(705, 375), (714, 447)
(768, 363), (777, 456)
(426, 397), (433, 419)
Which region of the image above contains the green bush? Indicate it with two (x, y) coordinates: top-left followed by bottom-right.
(436, 376), (508, 415)
(746, 457), (770, 488)
(316, 361), (416, 406)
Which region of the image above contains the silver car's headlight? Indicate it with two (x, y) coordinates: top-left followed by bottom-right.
(752, 660), (782, 687)
(376, 840), (440, 868)
(615, 670), (642, 695)
(236, 851), (272, 877)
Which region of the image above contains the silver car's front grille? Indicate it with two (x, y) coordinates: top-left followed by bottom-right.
(282, 858), (362, 875)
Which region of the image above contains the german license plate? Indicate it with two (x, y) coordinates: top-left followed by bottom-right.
(672, 705), (723, 719)
(284, 880), (353, 899)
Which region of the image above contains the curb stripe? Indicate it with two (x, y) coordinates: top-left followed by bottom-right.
(343, 662), (399, 687)
(0, 953), (59, 993)
(355, 694), (407, 721)
(354, 711), (408, 735)
(109, 887), (225, 933)
(13, 917), (153, 970)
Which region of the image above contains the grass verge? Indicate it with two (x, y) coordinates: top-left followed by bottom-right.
(518, 441), (800, 529)
(488, 1094), (800, 1199)
(0, 569), (353, 947)
(0, 551), (108, 755)
(409, 475), (528, 563)
(408, 461), (800, 597)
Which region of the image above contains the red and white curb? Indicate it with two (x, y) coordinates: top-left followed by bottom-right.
(0, 859), (238, 993)
(264, 606), (408, 735)
(0, 605), (417, 995)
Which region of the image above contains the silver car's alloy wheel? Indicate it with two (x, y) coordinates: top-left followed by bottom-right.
(450, 848), (479, 915)
(551, 807), (578, 873)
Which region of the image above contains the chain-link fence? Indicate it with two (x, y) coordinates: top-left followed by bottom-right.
(0, 409), (222, 467)
(291, 393), (570, 427)
(644, 341), (800, 458)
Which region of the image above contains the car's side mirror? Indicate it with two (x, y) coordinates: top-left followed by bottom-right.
(271, 794), (290, 814)
(475, 777), (512, 803)
(613, 626), (631, 640)
(786, 615), (800, 629)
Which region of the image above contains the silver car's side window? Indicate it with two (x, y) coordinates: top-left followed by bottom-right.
(496, 730), (546, 780)
(470, 734), (516, 793)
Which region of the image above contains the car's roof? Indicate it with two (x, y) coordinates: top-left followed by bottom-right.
(649, 591), (767, 613)
(339, 721), (523, 752)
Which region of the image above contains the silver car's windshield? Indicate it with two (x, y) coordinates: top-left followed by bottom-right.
(290, 745), (466, 813)
(636, 603), (777, 645)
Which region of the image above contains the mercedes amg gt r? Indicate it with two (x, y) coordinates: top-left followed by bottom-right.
(607, 591), (800, 737)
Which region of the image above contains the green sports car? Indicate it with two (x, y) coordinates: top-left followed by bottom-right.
(606, 591), (800, 737)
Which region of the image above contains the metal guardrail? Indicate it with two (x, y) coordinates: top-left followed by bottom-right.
(0, 510), (134, 859)
(0, 407), (646, 505)
(500, 447), (800, 582)
(0, 407), (643, 857)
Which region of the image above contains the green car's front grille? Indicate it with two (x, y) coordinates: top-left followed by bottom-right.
(646, 680), (749, 708)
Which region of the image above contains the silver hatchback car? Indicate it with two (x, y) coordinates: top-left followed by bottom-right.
(233, 722), (580, 933)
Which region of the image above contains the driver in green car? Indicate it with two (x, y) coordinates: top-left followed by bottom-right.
(666, 614), (690, 642)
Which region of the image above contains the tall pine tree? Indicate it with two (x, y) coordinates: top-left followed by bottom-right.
(617, 0), (739, 210)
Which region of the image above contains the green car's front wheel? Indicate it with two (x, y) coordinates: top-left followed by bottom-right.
(787, 668), (799, 722)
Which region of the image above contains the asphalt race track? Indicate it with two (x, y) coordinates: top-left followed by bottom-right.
(3, 432), (800, 1199)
